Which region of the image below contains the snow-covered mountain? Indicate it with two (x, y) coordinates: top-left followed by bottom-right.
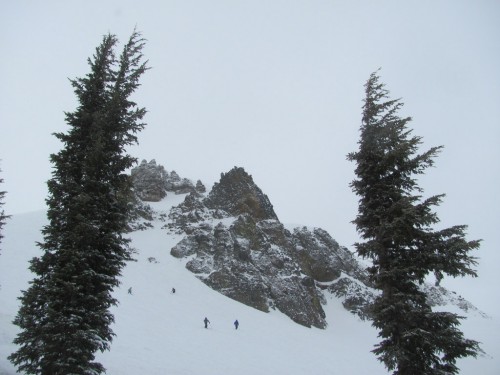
(0, 163), (498, 374)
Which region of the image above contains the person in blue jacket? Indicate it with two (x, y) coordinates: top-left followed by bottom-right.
(234, 319), (239, 330)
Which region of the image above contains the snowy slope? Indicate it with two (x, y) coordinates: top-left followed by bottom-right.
(1, 194), (499, 374)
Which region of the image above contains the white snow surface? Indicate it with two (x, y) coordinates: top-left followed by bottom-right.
(1, 194), (499, 374)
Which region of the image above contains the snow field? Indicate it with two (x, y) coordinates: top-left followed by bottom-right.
(0, 194), (498, 374)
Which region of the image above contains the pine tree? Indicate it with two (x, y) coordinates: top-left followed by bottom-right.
(347, 70), (481, 374)
(9, 31), (148, 375)
(0, 166), (10, 253)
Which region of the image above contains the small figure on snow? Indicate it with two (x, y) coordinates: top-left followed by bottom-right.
(128, 287), (133, 295)
(171, 287), (176, 294)
(234, 319), (239, 330)
(204, 317), (210, 329)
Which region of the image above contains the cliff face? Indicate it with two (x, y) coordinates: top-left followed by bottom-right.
(131, 163), (484, 328)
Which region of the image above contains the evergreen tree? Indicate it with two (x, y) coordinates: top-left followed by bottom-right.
(347, 71), (481, 374)
(9, 31), (148, 375)
(0, 166), (10, 253)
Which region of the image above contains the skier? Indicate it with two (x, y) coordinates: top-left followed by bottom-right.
(204, 317), (210, 329)
(128, 287), (133, 295)
(234, 319), (239, 330)
(172, 287), (176, 294)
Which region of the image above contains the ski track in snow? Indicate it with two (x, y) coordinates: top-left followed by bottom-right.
(0, 194), (499, 374)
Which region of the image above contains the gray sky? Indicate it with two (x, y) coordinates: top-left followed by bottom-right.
(1, 0), (499, 312)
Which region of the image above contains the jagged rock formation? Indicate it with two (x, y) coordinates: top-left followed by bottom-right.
(171, 214), (330, 328)
(167, 166), (373, 328)
(130, 159), (205, 201)
(130, 163), (486, 328)
(204, 167), (278, 221)
(421, 284), (488, 318)
(131, 159), (168, 201)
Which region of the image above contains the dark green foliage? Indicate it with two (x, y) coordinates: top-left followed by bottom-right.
(347, 71), (481, 374)
(9, 31), (148, 375)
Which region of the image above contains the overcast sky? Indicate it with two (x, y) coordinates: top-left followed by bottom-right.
(1, 1), (499, 311)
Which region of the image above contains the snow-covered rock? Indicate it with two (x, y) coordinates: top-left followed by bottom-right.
(164, 167), (370, 328)
(132, 164), (486, 329)
(204, 166), (278, 220)
(131, 159), (204, 202)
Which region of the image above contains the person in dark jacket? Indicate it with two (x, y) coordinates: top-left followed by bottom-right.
(204, 317), (210, 329)
(234, 319), (239, 330)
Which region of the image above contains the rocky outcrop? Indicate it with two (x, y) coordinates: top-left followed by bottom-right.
(167, 166), (374, 328)
(131, 160), (205, 202)
(171, 213), (328, 328)
(204, 167), (278, 221)
(130, 163), (485, 328)
(165, 170), (198, 195)
(131, 159), (168, 202)
(421, 284), (489, 318)
(293, 227), (369, 284)
(322, 277), (377, 320)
